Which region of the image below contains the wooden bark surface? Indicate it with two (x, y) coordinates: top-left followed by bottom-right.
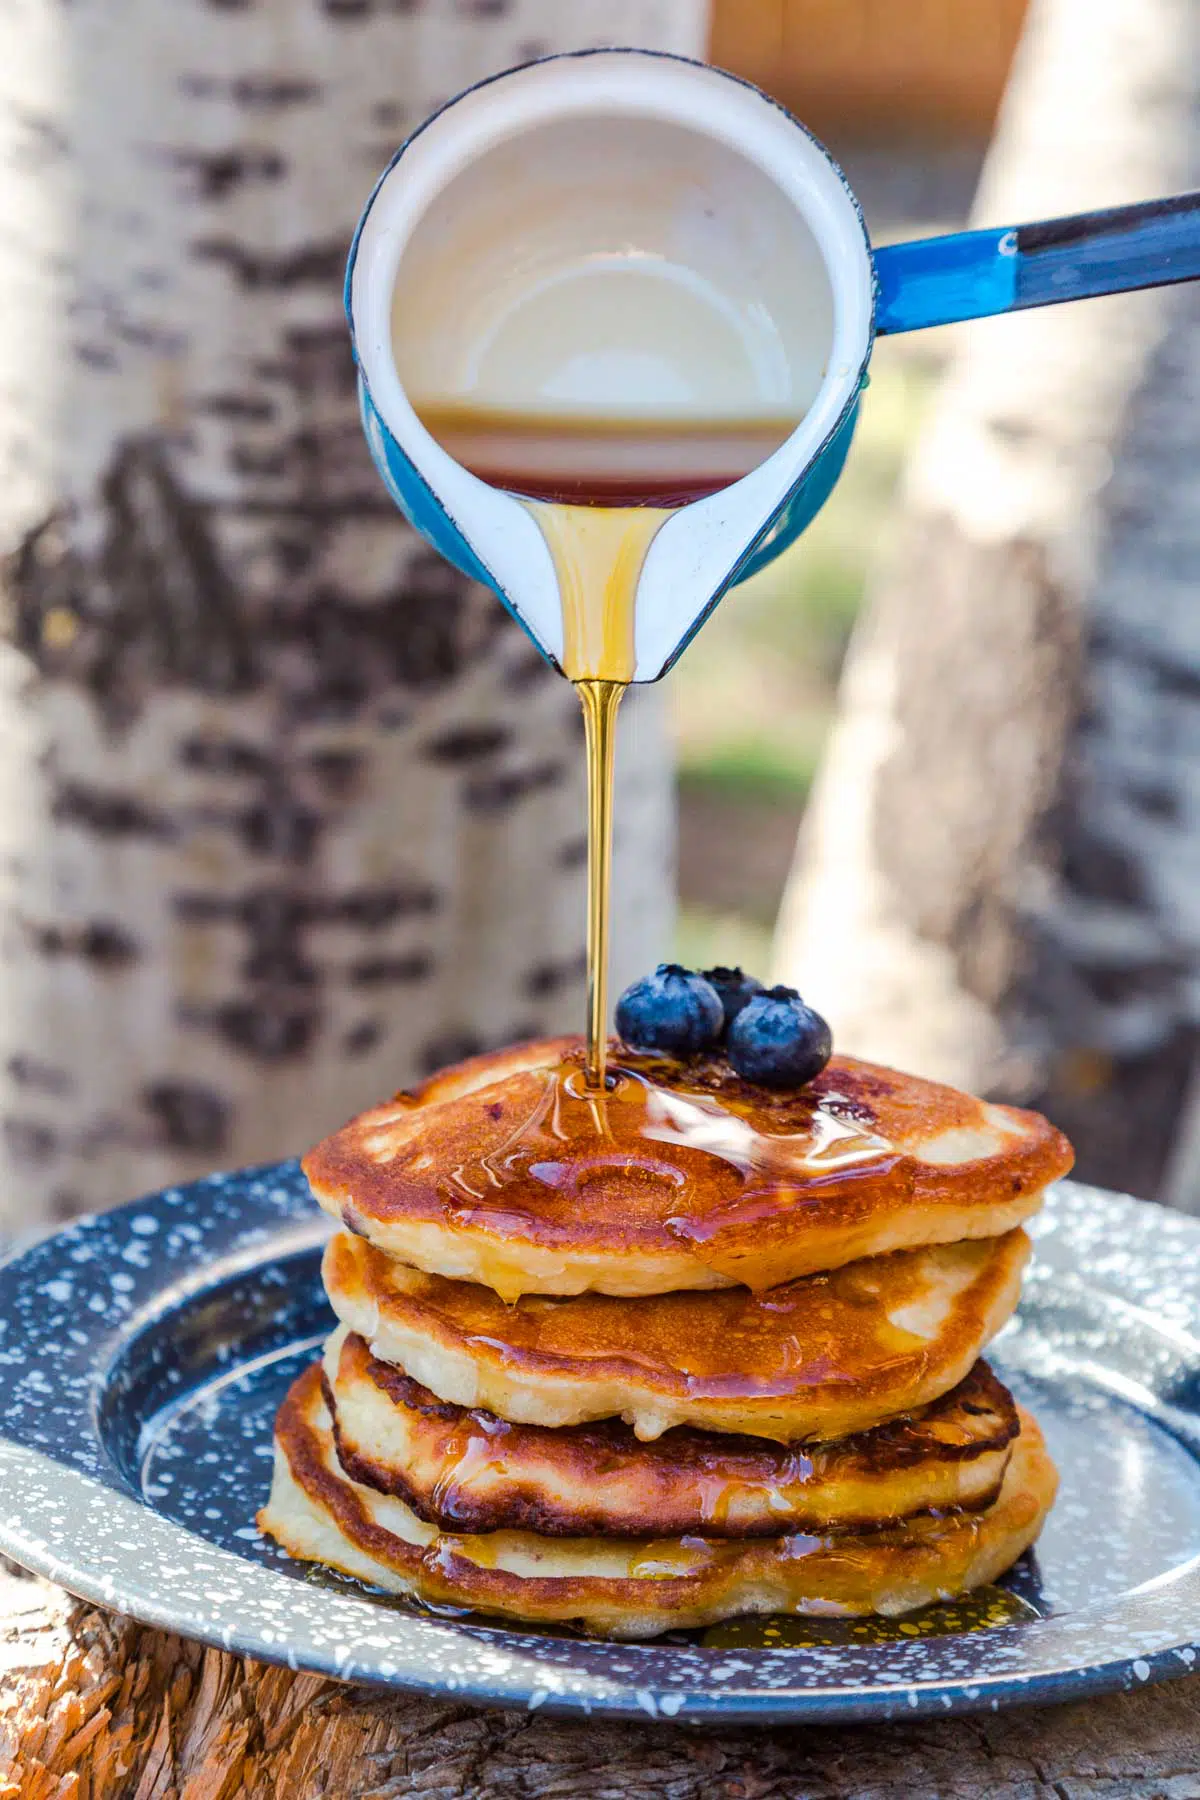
(2, 1579), (1199, 1799)
(773, 0), (1200, 1206)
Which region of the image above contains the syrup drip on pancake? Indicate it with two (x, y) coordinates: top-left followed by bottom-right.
(259, 1367), (1058, 1637)
(325, 1329), (1019, 1540)
(441, 1048), (906, 1289)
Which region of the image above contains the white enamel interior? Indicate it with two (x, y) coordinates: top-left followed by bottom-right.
(351, 52), (873, 680)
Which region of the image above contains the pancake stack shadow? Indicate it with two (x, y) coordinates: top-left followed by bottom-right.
(259, 1037), (1072, 1639)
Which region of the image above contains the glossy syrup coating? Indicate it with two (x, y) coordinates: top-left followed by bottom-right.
(321, 1226), (1031, 1442)
(257, 1366), (1059, 1640)
(303, 1037), (1074, 1297)
(324, 1327), (1020, 1539)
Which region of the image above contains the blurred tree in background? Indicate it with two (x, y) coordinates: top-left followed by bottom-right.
(0, 0), (704, 1226)
(775, 0), (1200, 1208)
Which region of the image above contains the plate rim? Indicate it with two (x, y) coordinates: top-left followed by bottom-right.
(0, 1165), (1198, 1724)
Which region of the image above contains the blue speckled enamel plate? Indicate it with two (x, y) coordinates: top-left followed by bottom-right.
(0, 1169), (1198, 1723)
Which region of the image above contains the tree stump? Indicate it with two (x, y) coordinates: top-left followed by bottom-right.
(2, 1576), (1198, 1798)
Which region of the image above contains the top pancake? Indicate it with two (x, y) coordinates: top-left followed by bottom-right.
(305, 1036), (1072, 1298)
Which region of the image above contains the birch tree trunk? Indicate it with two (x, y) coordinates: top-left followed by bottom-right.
(0, 0), (706, 1226)
(773, 0), (1200, 1205)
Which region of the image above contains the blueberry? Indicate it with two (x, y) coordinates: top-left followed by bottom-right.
(615, 964), (724, 1056)
(702, 966), (765, 1035)
(726, 985), (832, 1089)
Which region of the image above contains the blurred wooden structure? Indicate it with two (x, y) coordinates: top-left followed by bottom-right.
(710, 0), (1029, 140)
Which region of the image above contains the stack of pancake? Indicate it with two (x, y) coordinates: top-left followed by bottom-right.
(260, 1037), (1072, 1638)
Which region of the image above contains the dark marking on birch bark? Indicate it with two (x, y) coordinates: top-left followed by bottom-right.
(418, 1023), (541, 1077)
(1090, 619), (1200, 700)
(326, 0), (420, 13)
(7, 1055), (73, 1098)
(269, 531), (317, 577)
(874, 526), (1081, 1009)
(422, 723), (512, 763)
(142, 1082), (231, 1154)
(556, 836), (588, 870)
(524, 952), (586, 998)
(198, 393), (276, 424)
(238, 787), (322, 863)
(73, 344), (119, 371)
(456, 0), (513, 15)
(8, 105), (70, 170)
(176, 881), (438, 934)
(305, 748), (365, 800)
(175, 75), (321, 109)
(266, 551), (498, 722)
(5, 438), (254, 728)
(504, 644), (554, 690)
(232, 78), (321, 108)
(464, 761), (563, 813)
(241, 938), (318, 990)
(28, 921), (140, 969)
(323, 883), (439, 927)
(53, 783), (175, 840)
(179, 735), (272, 778)
(193, 237), (346, 291)
(1059, 821), (1148, 910)
(212, 998), (320, 1061)
(1037, 1024), (1200, 1199)
(418, 1029), (485, 1074)
(230, 444), (290, 480)
(114, 320), (189, 357)
(5, 442), (492, 735)
(171, 148), (286, 202)
(343, 1019), (384, 1056)
(4, 1118), (57, 1167)
(349, 952), (435, 987)
(1127, 780), (1181, 822)
(172, 875), (444, 1060)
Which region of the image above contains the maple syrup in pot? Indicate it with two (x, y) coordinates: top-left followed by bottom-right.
(413, 404), (799, 1089)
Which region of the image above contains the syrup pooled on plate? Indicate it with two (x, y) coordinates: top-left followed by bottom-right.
(700, 1586), (1043, 1649)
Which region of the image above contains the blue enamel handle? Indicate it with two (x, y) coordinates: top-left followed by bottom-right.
(874, 190), (1200, 334)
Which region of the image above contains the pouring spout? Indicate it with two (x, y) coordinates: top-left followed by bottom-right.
(874, 189), (1200, 334)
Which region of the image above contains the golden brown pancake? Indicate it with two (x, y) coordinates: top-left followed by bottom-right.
(324, 1326), (1020, 1537)
(322, 1226), (1030, 1441)
(258, 1364), (1057, 1639)
(304, 1038), (1072, 1297)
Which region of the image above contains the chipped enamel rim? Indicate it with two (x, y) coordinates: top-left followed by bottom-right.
(0, 1170), (1197, 1722)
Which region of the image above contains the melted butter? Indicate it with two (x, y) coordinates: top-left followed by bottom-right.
(700, 1585), (1041, 1648)
(440, 1053), (906, 1287)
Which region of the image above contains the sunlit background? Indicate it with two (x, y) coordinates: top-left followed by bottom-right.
(674, 0), (1015, 967)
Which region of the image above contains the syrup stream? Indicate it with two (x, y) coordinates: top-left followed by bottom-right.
(521, 499), (671, 1089)
(577, 677), (624, 1090)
